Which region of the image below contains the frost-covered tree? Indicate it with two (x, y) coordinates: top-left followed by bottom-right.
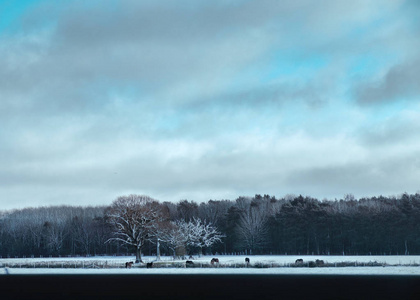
(105, 195), (163, 263)
(178, 218), (224, 256)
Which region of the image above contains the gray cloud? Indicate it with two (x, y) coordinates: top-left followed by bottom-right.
(1, 0), (284, 120)
(358, 117), (420, 147)
(1, 0), (419, 209)
(286, 152), (420, 199)
(355, 59), (420, 105)
(181, 79), (332, 113)
(1, 0), (407, 122)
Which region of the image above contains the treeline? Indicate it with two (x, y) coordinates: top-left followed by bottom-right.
(0, 206), (115, 257)
(1, 193), (420, 257)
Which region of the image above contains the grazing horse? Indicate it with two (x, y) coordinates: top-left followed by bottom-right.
(308, 261), (317, 268)
(211, 258), (219, 266)
(316, 259), (324, 267)
(125, 262), (134, 269)
(186, 261), (194, 268)
(146, 262), (153, 269)
(245, 257), (250, 267)
(295, 259), (304, 265)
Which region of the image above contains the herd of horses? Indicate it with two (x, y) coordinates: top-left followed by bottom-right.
(125, 257), (324, 269)
(295, 258), (324, 267)
(124, 257), (252, 269)
(125, 261), (153, 268)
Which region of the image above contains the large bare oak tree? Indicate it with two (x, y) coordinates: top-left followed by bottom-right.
(106, 195), (164, 263)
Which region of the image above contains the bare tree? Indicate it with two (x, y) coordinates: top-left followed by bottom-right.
(159, 221), (188, 258)
(105, 195), (163, 263)
(72, 216), (95, 255)
(147, 204), (170, 261)
(198, 200), (233, 226)
(235, 197), (269, 254)
(177, 200), (199, 221)
(178, 218), (224, 256)
(41, 207), (69, 256)
(43, 220), (66, 255)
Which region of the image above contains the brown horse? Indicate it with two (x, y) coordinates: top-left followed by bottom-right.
(211, 258), (219, 266)
(316, 259), (325, 267)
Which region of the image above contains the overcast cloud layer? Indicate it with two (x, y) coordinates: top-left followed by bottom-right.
(1, 0), (420, 210)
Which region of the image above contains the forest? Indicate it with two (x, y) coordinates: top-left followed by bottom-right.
(1, 192), (420, 258)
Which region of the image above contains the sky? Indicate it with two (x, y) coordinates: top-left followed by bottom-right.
(1, 0), (420, 210)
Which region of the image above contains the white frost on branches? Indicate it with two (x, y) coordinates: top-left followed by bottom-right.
(158, 218), (224, 257)
(105, 195), (163, 262)
(176, 217), (224, 255)
(106, 196), (224, 259)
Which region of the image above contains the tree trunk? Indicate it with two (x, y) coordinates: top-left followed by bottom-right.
(136, 247), (142, 263)
(307, 236), (310, 255)
(156, 239), (161, 261)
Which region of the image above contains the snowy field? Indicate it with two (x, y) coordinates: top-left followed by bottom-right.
(2, 255), (420, 275)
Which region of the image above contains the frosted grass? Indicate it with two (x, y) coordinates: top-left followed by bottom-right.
(2, 255), (420, 275)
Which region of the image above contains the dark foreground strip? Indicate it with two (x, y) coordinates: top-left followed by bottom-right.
(1, 274), (420, 300)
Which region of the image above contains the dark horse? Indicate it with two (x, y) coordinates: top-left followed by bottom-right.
(186, 261), (194, 268)
(125, 262), (134, 269)
(146, 262), (153, 269)
(211, 258), (219, 266)
(316, 259), (325, 267)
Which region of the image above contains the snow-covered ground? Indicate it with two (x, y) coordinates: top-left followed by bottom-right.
(3, 254), (420, 265)
(2, 255), (420, 275)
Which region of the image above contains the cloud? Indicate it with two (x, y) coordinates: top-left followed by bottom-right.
(1, 0), (419, 209)
(0, 129), (366, 200)
(355, 59), (420, 104)
(358, 111), (420, 147)
(285, 151), (420, 199)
